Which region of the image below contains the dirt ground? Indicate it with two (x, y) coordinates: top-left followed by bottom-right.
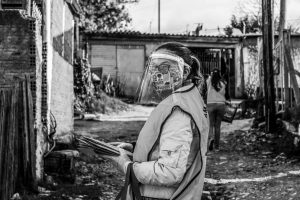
(34, 105), (300, 200)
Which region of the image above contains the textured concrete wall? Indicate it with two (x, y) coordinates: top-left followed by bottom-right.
(50, 0), (74, 135)
(292, 48), (300, 83)
(243, 36), (300, 92)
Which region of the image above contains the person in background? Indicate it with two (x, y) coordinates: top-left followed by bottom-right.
(207, 68), (229, 151)
(103, 42), (209, 200)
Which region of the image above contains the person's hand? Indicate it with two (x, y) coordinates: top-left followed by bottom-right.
(102, 148), (132, 174)
(109, 142), (133, 153)
(225, 100), (231, 105)
(54, 134), (74, 144)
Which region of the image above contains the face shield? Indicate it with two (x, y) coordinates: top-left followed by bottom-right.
(137, 52), (190, 104)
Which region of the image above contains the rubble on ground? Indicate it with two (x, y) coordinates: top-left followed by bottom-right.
(74, 90), (130, 116)
(226, 120), (300, 157)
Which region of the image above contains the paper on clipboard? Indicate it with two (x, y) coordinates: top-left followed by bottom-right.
(75, 135), (133, 158)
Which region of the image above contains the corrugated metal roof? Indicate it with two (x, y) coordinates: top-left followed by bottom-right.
(244, 33), (300, 37)
(84, 30), (243, 39)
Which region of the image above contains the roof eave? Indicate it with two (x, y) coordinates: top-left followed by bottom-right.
(84, 31), (242, 42)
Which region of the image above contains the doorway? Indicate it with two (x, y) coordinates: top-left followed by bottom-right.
(190, 47), (235, 98)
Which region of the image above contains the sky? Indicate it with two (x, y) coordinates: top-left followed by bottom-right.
(125, 0), (300, 34)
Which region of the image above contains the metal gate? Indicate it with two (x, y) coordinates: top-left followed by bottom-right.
(195, 50), (221, 76)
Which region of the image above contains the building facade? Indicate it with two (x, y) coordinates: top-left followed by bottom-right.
(0, 0), (80, 181)
(84, 31), (300, 99)
(84, 31), (244, 98)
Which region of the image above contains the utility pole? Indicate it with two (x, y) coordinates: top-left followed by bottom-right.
(262, 0), (276, 133)
(278, 0), (290, 109)
(158, 0), (160, 33)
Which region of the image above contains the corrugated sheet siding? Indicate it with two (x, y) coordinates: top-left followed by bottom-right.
(90, 45), (117, 78)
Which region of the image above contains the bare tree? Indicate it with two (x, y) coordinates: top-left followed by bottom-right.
(230, 0), (280, 33)
(235, 0), (280, 18)
(234, 0), (263, 22)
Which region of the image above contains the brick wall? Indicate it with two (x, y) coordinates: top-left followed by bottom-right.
(50, 0), (74, 135)
(0, 10), (34, 86)
(0, 10), (43, 120)
(0, 9), (44, 181)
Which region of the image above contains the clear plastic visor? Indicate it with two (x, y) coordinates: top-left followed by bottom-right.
(137, 53), (187, 104)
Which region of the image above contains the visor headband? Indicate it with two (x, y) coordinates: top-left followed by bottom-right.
(150, 53), (191, 74)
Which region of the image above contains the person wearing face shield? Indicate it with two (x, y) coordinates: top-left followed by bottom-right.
(104, 42), (209, 200)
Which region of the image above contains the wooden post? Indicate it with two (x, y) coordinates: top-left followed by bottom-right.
(257, 38), (263, 95)
(262, 0), (269, 132)
(158, 0), (160, 33)
(278, 0), (286, 39)
(256, 38), (265, 118)
(278, 0), (286, 110)
(284, 31), (300, 105)
(262, 0), (276, 133)
(285, 50), (300, 105)
(240, 46), (245, 95)
(283, 30), (291, 108)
